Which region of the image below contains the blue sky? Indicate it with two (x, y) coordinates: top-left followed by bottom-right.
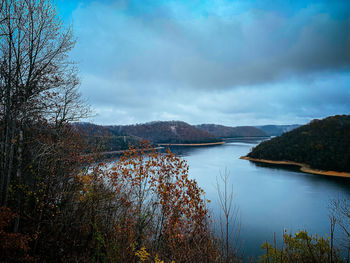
(55, 0), (350, 126)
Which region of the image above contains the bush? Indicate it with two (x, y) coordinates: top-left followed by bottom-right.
(260, 230), (343, 263)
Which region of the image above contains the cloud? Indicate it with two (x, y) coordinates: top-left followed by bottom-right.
(67, 0), (350, 125)
(82, 70), (349, 126)
(72, 1), (349, 88)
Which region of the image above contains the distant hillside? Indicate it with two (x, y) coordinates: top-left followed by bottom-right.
(73, 122), (112, 137)
(255, 124), (300, 136)
(246, 115), (350, 172)
(74, 121), (222, 150)
(196, 124), (267, 138)
(109, 121), (220, 144)
(73, 122), (144, 152)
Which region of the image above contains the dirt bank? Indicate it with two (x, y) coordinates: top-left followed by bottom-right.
(240, 156), (350, 178)
(158, 141), (225, 146)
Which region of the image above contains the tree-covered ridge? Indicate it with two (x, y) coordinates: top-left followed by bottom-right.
(196, 124), (267, 138)
(109, 121), (220, 144)
(247, 115), (350, 172)
(75, 121), (222, 146)
(73, 122), (144, 152)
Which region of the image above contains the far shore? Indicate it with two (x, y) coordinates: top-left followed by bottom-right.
(158, 141), (226, 147)
(83, 142), (225, 157)
(240, 156), (350, 178)
(83, 146), (165, 157)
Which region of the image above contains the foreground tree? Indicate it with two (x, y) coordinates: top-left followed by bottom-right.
(105, 142), (218, 262)
(0, 0), (92, 260)
(0, 0), (88, 207)
(330, 198), (350, 259)
(216, 170), (242, 262)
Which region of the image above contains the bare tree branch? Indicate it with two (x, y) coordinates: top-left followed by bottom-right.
(216, 168), (242, 262)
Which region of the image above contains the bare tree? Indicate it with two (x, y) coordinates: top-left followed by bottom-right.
(330, 198), (350, 262)
(44, 68), (91, 128)
(216, 169), (242, 262)
(0, 0), (89, 207)
(0, 3), (5, 27)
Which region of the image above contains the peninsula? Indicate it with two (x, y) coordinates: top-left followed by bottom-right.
(242, 115), (350, 177)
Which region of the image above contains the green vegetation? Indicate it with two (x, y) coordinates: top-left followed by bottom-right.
(260, 230), (342, 263)
(247, 115), (350, 172)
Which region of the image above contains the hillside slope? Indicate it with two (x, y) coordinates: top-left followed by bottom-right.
(73, 122), (144, 152)
(196, 124), (267, 138)
(246, 115), (350, 172)
(109, 121), (220, 144)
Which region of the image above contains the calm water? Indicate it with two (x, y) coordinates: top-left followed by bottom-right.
(168, 139), (350, 259)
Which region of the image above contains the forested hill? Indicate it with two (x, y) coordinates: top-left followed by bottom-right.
(74, 121), (222, 151)
(196, 124), (267, 138)
(73, 122), (144, 152)
(247, 115), (350, 172)
(109, 121), (220, 144)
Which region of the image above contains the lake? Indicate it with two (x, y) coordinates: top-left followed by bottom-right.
(168, 138), (350, 259)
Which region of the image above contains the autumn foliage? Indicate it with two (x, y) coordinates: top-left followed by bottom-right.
(103, 142), (218, 262)
(0, 207), (34, 262)
(1, 135), (219, 262)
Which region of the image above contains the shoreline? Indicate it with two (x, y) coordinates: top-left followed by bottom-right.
(240, 156), (350, 178)
(83, 141), (225, 157)
(83, 147), (165, 157)
(158, 141), (225, 147)
(83, 142), (225, 157)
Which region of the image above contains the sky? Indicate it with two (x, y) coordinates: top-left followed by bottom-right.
(56, 0), (350, 126)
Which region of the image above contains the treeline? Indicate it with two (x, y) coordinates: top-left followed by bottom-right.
(247, 115), (350, 172)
